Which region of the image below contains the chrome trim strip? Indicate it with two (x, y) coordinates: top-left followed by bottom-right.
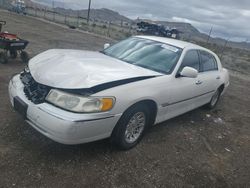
(162, 90), (215, 107)
(38, 106), (117, 122)
(74, 115), (116, 122)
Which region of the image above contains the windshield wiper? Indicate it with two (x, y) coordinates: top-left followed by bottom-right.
(135, 64), (167, 74)
(121, 59), (135, 65)
(99, 51), (106, 55)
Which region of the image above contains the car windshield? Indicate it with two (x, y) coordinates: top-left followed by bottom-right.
(102, 37), (182, 74)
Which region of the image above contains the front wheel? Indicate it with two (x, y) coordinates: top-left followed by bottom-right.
(111, 104), (150, 150)
(206, 89), (221, 109)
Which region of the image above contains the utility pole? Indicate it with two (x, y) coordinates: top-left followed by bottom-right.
(206, 26), (213, 43)
(245, 38), (249, 50)
(220, 38), (230, 59)
(52, 1), (55, 21)
(87, 0), (91, 24)
(77, 10), (79, 26)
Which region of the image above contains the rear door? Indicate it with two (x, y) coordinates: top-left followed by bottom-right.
(194, 50), (221, 107)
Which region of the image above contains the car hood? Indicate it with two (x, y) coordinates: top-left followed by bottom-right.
(29, 49), (162, 89)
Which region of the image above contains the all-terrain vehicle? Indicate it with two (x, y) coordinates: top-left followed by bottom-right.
(0, 20), (29, 64)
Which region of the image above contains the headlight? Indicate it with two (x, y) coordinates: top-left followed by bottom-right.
(46, 89), (115, 113)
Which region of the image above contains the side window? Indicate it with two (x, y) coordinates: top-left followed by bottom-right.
(200, 51), (218, 72)
(179, 50), (200, 72)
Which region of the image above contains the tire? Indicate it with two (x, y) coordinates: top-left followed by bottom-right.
(10, 50), (17, 59)
(111, 104), (151, 150)
(206, 89), (221, 109)
(0, 51), (8, 64)
(20, 51), (29, 63)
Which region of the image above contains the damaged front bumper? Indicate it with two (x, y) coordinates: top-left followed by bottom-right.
(8, 75), (122, 144)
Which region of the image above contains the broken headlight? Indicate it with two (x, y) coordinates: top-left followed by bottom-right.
(46, 89), (115, 113)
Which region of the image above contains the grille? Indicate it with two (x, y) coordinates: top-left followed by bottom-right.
(20, 70), (50, 104)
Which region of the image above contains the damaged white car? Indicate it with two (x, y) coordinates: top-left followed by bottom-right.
(9, 36), (229, 149)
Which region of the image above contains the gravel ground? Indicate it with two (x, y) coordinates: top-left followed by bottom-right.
(0, 10), (250, 188)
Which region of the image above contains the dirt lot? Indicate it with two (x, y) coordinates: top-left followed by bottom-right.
(0, 10), (250, 188)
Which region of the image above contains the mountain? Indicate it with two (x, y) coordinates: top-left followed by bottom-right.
(26, 0), (132, 23)
(30, 0), (65, 8)
(157, 21), (200, 34)
(7, 0), (250, 49)
(156, 21), (250, 49)
(53, 7), (132, 23)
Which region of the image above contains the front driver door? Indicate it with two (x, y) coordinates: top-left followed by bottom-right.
(164, 50), (201, 120)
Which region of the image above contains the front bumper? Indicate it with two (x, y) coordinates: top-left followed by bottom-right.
(9, 75), (122, 145)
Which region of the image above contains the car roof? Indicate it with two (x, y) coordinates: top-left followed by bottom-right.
(136, 35), (206, 50)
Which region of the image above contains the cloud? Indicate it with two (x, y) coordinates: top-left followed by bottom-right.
(33, 0), (250, 41)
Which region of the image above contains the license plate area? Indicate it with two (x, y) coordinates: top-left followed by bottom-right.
(14, 97), (28, 119)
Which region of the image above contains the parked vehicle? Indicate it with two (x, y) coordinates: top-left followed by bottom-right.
(11, 0), (26, 14)
(8, 36), (229, 150)
(137, 21), (181, 39)
(0, 20), (29, 64)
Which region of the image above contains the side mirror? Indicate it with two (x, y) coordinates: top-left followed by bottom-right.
(179, 66), (198, 78)
(104, 43), (110, 49)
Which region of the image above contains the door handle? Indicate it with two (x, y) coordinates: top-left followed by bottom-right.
(196, 80), (203, 85)
(216, 76), (221, 80)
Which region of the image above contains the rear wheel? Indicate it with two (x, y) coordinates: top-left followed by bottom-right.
(10, 50), (17, 59)
(111, 104), (150, 150)
(206, 89), (221, 109)
(20, 51), (29, 63)
(0, 51), (8, 64)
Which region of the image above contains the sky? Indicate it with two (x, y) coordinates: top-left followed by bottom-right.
(33, 0), (250, 42)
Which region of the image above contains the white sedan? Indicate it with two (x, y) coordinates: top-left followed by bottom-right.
(9, 36), (229, 150)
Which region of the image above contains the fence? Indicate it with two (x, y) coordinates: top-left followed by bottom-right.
(25, 7), (136, 40)
(0, 0), (10, 9)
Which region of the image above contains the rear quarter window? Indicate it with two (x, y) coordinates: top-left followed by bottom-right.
(199, 50), (218, 72)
